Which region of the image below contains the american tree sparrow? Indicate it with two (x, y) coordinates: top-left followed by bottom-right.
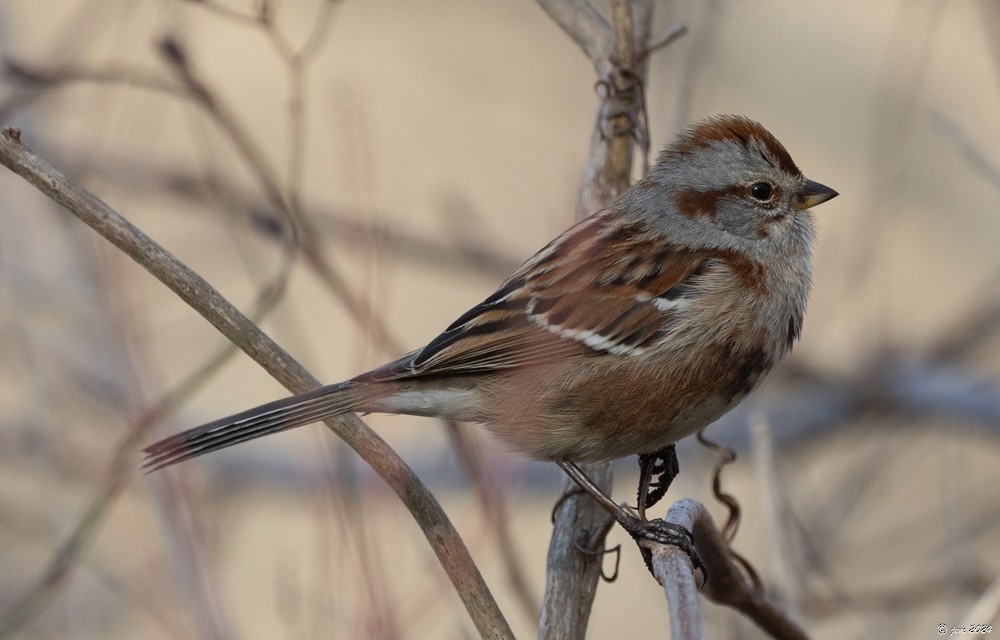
(145, 115), (837, 549)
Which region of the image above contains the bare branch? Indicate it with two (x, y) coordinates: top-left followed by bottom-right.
(7, 35), (538, 625)
(647, 533), (702, 639)
(539, 463), (615, 639)
(449, 425), (541, 623)
(644, 23), (688, 58)
(573, 0), (655, 217)
(0, 128), (514, 640)
(962, 569), (1000, 627)
(751, 414), (803, 620)
(154, 35), (413, 371)
(0, 338), (247, 637)
(535, 0), (611, 69)
(646, 500), (811, 640)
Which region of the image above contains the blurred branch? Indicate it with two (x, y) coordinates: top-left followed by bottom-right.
(713, 357), (1000, 452)
(978, 0), (1000, 96)
(2, 53), (521, 320)
(536, 0), (611, 69)
(450, 427), (542, 623)
(928, 281), (1000, 364)
(157, 37), (291, 219)
(3, 57), (184, 94)
(150, 163), (522, 277)
(152, 32), (404, 349)
(4, 32), (399, 353)
(6, 31), (538, 626)
(750, 415), (803, 620)
(644, 23), (688, 58)
(157, 34), (403, 353)
(265, 4), (543, 606)
(962, 569), (1000, 627)
(0, 59), (186, 122)
(255, 0), (342, 204)
(0, 128), (514, 640)
(0, 255), (292, 637)
(804, 566), (996, 618)
(187, 0), (264, 26)
(930, 110), (1000, 192)
(928, 109), (1000, 362)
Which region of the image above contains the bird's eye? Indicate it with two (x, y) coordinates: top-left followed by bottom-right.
(749, 182), (774, 202)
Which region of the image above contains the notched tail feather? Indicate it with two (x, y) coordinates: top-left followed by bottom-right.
(143, 381), (364, 471)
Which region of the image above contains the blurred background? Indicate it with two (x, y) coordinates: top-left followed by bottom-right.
(1, 0), (999, 638)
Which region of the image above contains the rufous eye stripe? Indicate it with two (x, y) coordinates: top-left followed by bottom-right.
(674, 185), (742, 219)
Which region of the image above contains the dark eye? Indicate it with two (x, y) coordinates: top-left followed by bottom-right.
(749, 182), (774, 202)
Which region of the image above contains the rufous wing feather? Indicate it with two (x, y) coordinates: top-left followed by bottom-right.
(368, 211), (708, 379)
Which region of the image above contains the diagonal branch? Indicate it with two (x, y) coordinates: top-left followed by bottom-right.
(0, 128), (514, 640)
(6, 41), (538, 627)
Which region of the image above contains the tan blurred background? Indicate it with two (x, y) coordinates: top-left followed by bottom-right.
(2, 1), (999, 638)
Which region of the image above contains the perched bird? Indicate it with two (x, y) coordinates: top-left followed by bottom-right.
(145, 115), (837, 546)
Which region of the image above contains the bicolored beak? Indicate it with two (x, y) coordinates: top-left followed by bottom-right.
(792, 179), (839, 210)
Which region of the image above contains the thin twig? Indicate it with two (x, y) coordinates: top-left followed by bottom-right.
(644, 23), (688, 58)
(105, 159), (520, 278)
(186, 0), (264, 26)
(0, 59), (186, 122)
(153, 36), (400, 354)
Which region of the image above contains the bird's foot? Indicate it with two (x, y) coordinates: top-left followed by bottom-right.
(617, 513), (705, 580)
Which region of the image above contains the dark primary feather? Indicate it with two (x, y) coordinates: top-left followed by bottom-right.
(143, 382), (358, 470)
(393, 211), (706, 373)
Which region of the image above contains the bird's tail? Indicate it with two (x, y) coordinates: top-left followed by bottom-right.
(143, 380), (373, 471)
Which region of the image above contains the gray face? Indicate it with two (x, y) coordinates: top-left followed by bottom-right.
(623, 115), (820, 259)
(708, 145), (805, 240)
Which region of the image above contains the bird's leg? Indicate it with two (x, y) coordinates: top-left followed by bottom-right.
(556, 459), (703, 577)
(636, 444), (679, 521)
(556, 460), (632, 520)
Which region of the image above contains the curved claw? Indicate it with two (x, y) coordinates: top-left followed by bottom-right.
(618, 515), (706, 582)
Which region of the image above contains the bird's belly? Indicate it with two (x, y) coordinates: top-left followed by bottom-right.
(484, 341), (773, 462)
